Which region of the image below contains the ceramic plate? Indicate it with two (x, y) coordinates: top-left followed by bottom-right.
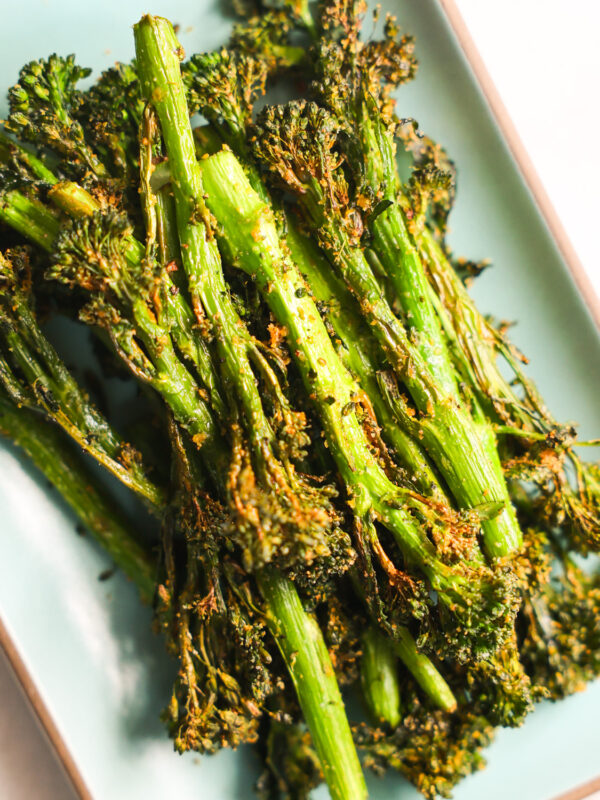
(1, 1), (599, 798)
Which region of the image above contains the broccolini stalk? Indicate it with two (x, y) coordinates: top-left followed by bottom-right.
(197, 145), (518, 662)
(391, 627), (456, 714)
(315, 0), (459, 396)
(252, 100), (522, 559)
(0, 249), (165, 508)
(134, 19), (366, 799)
(184, 52), (448, 503)
(419, 229), (600, 554)
(135, 14), (352, 583)
(0, 189), (59, 249)
(0, 386), (155, 602)
(361, 627), (401, 727)
(258, 568), (367, 800)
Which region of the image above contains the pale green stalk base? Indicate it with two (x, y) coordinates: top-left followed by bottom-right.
(258, 568), (367, 800)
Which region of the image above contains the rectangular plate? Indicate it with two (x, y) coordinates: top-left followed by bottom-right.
(1, 1), (599, 798)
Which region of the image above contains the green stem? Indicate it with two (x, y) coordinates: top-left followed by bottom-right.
(258, 568), (367, 800)
(372, 204), (458, 397)
(0, 255), (166, 509)
(0, 190), (59, 249)
(198, 148), (508, 648)
(361, 627), (401, 727)
(0, 390), (155, 602)
(48, 181), (100, 218)
(135, 15), (285, 472)
(289, 176), (521, 557)
(392, 628), (457, 713)
(285, 222), (446, 503)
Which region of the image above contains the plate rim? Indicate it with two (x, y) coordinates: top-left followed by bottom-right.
(0, 615), (92, 800)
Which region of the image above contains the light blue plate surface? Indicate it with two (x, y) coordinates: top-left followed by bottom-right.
(1, 1), (599, 798)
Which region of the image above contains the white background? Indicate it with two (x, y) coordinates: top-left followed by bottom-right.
(1, 2), (599, 799)
(454, 0), (600, 303)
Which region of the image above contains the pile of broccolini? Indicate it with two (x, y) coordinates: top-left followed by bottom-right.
(0, 2), (598, 798)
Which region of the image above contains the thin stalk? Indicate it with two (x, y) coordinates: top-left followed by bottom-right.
(285, 223), (447, 503)
(135, 15), (309, 513)
(0, 389), (155, 602)
(0, 253), (166, 508)
(361, 627), (401, 727)
(373, 206), (458, 397)
(391, 628), (457, 714)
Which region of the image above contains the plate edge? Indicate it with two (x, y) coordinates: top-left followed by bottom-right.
(551, 777), (600, 800)
(438, 0), (600, 330)
(0, 615), (92, 800)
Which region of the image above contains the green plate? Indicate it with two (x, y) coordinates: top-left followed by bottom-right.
(1, 1), (599, 798)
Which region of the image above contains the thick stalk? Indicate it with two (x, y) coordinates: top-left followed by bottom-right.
(361, 627), (401, 727)
(134, 20), (366, 798)
(134, 17), (274, 457)
(372, 204), (458, 397)
(257, 568), (367, 800)
(0, 390), (155, 602)
(0, 190), (59, 249)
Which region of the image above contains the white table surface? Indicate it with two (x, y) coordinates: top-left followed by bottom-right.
(1, 2), (599, 799)
(453, 0), (600, 301)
